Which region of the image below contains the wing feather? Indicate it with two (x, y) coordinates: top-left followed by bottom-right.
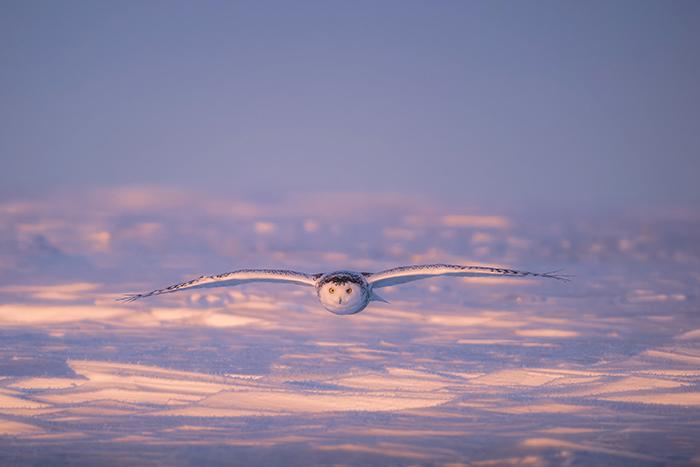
(367, 264), (570, 289)
(117, 269), (319, 302)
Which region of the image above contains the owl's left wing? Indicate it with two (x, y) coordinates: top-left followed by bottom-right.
(117, 269), (320, 302)
(367, 264), (570, 289)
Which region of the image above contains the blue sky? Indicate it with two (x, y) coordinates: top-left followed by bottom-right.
(2, 0), (699, 205)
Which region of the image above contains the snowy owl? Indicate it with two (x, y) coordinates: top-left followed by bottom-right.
(118, 264), (569, 315)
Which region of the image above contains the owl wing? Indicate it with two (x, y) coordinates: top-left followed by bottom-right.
(367, 264), (570, 289)
(117, 269), (320, 302)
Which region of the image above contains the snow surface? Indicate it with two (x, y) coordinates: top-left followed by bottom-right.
(1, 187), (699, 465)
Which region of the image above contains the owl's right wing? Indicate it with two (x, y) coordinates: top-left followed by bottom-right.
(367, 264), (570, 289)
(117, 269), (320, 302)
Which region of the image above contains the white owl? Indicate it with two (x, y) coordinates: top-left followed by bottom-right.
(119, 264), (569, 315)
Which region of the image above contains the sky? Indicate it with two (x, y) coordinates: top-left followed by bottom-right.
(1, 0), (699, 205)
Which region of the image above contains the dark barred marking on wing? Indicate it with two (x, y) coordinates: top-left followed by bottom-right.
(367, 263), (571, 289)
(116, 269), (319, 302)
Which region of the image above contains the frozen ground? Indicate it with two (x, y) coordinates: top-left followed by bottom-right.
(1, 187), (699, 466)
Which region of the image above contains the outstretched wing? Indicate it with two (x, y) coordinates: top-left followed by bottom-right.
(117, 269), (319, 302)
(367, 264), (570, 289)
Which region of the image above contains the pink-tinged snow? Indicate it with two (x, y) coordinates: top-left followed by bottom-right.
(1, 187), (699, 465)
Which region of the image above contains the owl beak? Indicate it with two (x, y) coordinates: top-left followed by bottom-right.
(338, 298), (342, 304)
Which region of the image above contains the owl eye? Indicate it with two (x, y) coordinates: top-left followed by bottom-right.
(346, 288), (352, 294)
(328, 287), (335, 294)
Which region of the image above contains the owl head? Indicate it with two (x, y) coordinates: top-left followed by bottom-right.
(316, 272), (369, 315)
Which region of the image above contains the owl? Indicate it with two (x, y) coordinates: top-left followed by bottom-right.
(119, 264), (569, 315)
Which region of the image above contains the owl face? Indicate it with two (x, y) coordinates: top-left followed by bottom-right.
(317, 272), (369, 315)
